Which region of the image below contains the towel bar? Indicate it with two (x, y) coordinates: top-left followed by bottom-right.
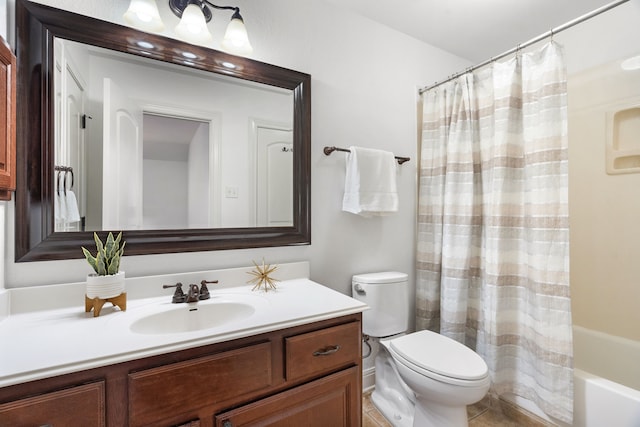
(323, 146), (410, 165)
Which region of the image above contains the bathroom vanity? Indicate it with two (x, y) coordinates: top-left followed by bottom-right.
(0, 35), (15, 201)
(0, 263), (366, 426)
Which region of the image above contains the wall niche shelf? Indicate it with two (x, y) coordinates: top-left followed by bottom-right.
(606, 104), (640, 175)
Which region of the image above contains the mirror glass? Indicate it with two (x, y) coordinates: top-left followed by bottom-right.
(15, 0), (311, 262)
(54, 38), (294, 232)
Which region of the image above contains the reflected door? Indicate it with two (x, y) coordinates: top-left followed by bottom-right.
(54, 41), (86, 232)
(256, 127), (293, 227)
(64, 69), (85, 231)
(103, 78), (143, 230)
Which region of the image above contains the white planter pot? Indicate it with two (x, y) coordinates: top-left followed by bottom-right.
(86, 271), (125, 299)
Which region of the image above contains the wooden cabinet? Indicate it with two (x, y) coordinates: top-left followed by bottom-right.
(0, 314), (362, 427)
(285, 321), (360, 382)
(215, 367), (360, 427)
(0, 381), (105, 427)
(0, 36), (16, 201)
(129, 342), (274, 426)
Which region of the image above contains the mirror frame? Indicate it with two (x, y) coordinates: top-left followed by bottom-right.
(15, 0), (311, 262)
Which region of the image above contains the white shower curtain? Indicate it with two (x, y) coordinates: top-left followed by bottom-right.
(417, 42), (573, 424)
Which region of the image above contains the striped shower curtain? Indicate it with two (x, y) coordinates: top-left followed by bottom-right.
(416, 42), (573, 424)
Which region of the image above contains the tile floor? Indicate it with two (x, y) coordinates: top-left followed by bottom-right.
(363, 392), (549, 427)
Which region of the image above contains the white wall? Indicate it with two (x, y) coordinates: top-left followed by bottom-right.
(0, 0), (6, 42)
(188, 122), (211, 228)
(2, 0), (471, 292)
(143, 159), (189, 229)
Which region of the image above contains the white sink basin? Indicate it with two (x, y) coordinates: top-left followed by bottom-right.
(130, 301), (256, 334)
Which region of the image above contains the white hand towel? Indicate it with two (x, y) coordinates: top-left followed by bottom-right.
(342, 146), (398, 217)
(64, 190), (81, 223)
(55, 192), (66, 222)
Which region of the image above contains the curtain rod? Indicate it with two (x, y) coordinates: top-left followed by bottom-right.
(418, 0), (630, 95)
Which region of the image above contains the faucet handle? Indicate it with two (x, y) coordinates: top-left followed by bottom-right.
(198, 279), (218, 300)
(163, 282), (187, 303)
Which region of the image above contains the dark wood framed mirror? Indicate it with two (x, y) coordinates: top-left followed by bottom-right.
(15, 0), (311, 262)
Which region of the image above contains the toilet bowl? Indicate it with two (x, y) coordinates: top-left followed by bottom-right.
(384, 331), (490, 426)
(352, 272), (490, 427)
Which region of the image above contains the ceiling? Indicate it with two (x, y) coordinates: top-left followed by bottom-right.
(143, 114), (204, 162)
(323, 0), (617, 62)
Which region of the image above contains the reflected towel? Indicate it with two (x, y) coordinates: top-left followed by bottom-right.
(55, 192), (65, 222)
(342, 146), (398, 217)
(65, 190), (81, 223)
(55, 191), (81, 223)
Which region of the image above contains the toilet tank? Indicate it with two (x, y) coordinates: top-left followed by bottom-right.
(352, 272), (409, 337)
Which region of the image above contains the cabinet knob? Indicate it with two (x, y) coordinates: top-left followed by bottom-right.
(222, 421), (233, 427)
(313, 345), (341, 356)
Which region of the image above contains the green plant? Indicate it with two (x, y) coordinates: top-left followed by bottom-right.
(82, 232), (126, 276)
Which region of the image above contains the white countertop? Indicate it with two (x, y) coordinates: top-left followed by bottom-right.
(0, 270), (367, 388)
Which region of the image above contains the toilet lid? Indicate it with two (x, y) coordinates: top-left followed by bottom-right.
(389, 330), (488, 381)
(352, 271), (408, 284)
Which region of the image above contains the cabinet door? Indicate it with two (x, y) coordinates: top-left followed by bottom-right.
(129, 342), (273, 427)
(0, 37), (16, 201)
(215, 367), (360, 427)
(0, 381), (105, 427)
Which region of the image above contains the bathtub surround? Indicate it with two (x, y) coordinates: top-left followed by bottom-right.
(417, 42), (573, 423)
(566, 41), (640, 343)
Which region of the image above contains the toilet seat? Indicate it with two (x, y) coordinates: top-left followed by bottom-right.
(388, 330), (489, 387)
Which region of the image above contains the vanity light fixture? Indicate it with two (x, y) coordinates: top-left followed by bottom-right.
(123, 0), (165, 32)
(124, 0), (253, 55)
(174, 2), (214, 45)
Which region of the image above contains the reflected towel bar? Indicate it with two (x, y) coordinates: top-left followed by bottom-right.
(323, 146), (410, 165)
(54, 165), (74, 195)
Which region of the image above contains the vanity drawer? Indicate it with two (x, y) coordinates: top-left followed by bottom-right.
(285, 321), (360, 381)
(0, 381), (105, 427)
(128, 341), (272, 427)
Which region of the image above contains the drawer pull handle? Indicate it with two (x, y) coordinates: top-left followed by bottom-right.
(313, 345), (341, 356)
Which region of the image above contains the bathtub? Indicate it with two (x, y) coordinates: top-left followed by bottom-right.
(573, 325), (640, 427)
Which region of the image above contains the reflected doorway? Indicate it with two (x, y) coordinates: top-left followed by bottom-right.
(142, 113), (212, 229)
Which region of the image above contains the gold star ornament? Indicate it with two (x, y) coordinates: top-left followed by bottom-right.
(247, 258), (280, 292)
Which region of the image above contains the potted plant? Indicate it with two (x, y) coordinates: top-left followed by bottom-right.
(82, 231), (126, 299)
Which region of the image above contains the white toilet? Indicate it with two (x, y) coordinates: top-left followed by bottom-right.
(352, 272), (490, 427)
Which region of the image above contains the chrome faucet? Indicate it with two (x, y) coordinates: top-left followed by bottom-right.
(163, 280), (218, 303)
